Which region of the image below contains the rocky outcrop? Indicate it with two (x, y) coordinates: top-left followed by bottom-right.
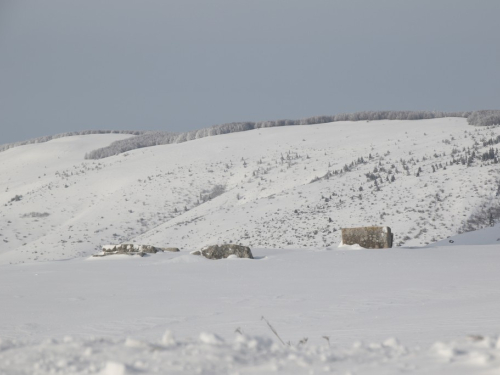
(341, 227), (393, 248)
(193, 244), (254, 260)
(93, 244), (164, 257)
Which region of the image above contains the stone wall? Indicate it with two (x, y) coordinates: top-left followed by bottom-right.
(341, 226), (393, 248)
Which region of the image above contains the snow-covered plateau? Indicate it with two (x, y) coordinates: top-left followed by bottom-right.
(2, 118), (500, 374)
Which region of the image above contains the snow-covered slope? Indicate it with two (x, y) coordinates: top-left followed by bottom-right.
(432, 222), (500, 246)
(1, 118), (500, 264)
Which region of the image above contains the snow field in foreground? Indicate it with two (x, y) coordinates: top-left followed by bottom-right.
(1, 243), (500, 374)
(2, 331), (500, 374)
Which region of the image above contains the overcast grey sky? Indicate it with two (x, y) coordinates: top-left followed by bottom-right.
(1, 0), (499, 144)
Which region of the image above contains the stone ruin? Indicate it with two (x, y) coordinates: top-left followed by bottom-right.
(341, 226), (393, 249)
(93, 244), (180, 257)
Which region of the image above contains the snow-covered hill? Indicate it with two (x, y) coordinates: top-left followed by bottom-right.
(1, 118), (500, 264)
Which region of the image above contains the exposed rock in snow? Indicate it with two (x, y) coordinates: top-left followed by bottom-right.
(93, 244), (163, 257)
(196, 244), (254, 259)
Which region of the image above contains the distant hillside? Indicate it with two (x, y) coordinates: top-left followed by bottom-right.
(2, 118), (500, 264)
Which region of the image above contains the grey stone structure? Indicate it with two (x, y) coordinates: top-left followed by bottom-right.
(341, 227), (393, 248)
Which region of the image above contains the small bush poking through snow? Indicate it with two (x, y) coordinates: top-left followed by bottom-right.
(20, 212), (50, 218)
(8, 195), (22, 203)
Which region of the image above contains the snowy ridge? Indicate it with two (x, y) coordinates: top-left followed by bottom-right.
(83, 110), (500, 160)
(2, 118), (500, 264)
(2, 111), (498, 159)
(84, 110), (473, 159)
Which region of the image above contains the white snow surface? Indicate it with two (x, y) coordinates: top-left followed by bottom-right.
(2, 119), (500, 373)
(2, 245), (500, 374)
